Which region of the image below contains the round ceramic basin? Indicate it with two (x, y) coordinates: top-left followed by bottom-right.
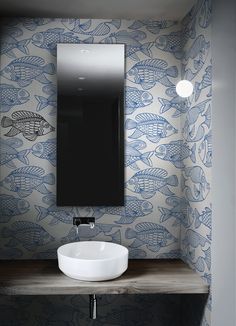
(57, 241), (129, 281)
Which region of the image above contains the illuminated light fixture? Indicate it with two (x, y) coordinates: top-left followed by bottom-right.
(78, 77), (86, 80)
(176, 80), (193, 98)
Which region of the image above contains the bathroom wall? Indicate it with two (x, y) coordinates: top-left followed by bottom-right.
(0, 17), (183, 259)
(180, 0), (212, 325)
(0, 3), (212, 325)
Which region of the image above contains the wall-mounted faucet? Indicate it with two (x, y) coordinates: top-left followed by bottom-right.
(73, 217), (95, 234)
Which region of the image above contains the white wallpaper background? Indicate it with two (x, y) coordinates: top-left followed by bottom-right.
(0, 0), (211, 325)
(181, 1), (212, 325)
(0, 18), (182, 258)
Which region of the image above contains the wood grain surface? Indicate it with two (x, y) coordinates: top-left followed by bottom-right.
(0, 259), (209, 295)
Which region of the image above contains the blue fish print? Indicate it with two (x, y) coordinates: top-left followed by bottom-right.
(35, 205), (74, 225)
(93, 195), (153, 224)
(126, 59), (178, 89)
(199, 0), (211, 28)
(0, 84), (30, 112)
(155, 31), (184, 59)
(126, 168), (178, 199)
(195, 250), (210, 273)
(0, 194), (30, 222)
(202, 273), (211, 285)
(129, 20), (177, 34)
(207, 293), (212, 312)
(103, 29), (148, 47)
(0, 166), (55, 198)
(35, 84), (57, 114)
(202, 103), (211, 129)
(2, 221), (54, 251)
(182, 229), (210, 248)
(182, 166), (210, 202)
(181, 14), (196, 41)
(125, 86), (153, 114)
(183, 250), (206, 272)
(183, 100), (211, 142)
(0, 137), (30, 168)
(182, 245), (196, 263)
(157, 249), (180, 259)
(35, 195), (74, 225)
(185, 99), (211, 126)
(158, 96), (189, 117)
(126, 222), (177, 252)
(181, 0), (207, 39)
(184, 35), (210, 60)
(208, 228), (212, 241)
(106, 230), (122, 244)
(72, 206), (94, 218)
(207, 294), (212, 311)
(165, 85), (178, 97)
(2, 25), (23, 37)
(1, 56), (55, 87)
(155, 140), (196, 169)
(101, 30), (153, 61)
(21, 18), (55, 31)
(1, 110), (55, 141)
(194, 207), (212, 230)
(159, 196), (193, 228)
(183, 46), (210, 81)
(126, 113), (177, 143)
(183, 123), (206, 143)
(125, 140), (153, 170)
(129, 248), (147, 259)
(61, 19), (92, 32)
(192, 256), (206, 272)
(0, 33), (30, 58)
(32, 28), (93, 56)
(195, 65), (212, 101)
(61, 226), (121, 244)
(62, 19), (121, 35)
(0, 247), (23, 259)
(31, 138), (56, 167)
(198, 131), (212, 167)
(203, 247), (211, 270)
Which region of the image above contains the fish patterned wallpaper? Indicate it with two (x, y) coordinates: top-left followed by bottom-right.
(0, 17), (183, 259)
(0, 0), (212, 324)
(180, 0), (212, 325)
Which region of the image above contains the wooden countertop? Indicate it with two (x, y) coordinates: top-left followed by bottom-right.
(0, 259), (209, 295)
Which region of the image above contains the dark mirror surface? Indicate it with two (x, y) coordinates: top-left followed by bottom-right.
(57, 44), (124, 206)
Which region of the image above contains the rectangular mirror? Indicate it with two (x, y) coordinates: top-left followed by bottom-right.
(57, 44), (125, 206)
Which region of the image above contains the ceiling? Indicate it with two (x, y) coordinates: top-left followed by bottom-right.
(0, 0), (196, 20)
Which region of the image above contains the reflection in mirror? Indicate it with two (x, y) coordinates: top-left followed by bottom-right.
(57, 44), (125, 206)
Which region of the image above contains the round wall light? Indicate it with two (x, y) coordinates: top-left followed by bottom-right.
(176, 80), (193, 98)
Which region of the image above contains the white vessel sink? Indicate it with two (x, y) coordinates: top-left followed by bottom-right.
(57, 241), (129, 281)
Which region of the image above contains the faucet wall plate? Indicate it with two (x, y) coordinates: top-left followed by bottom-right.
(73, 217), (95, 226)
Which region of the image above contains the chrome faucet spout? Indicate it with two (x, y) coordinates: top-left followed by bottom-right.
(89, 222), (95, 229)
